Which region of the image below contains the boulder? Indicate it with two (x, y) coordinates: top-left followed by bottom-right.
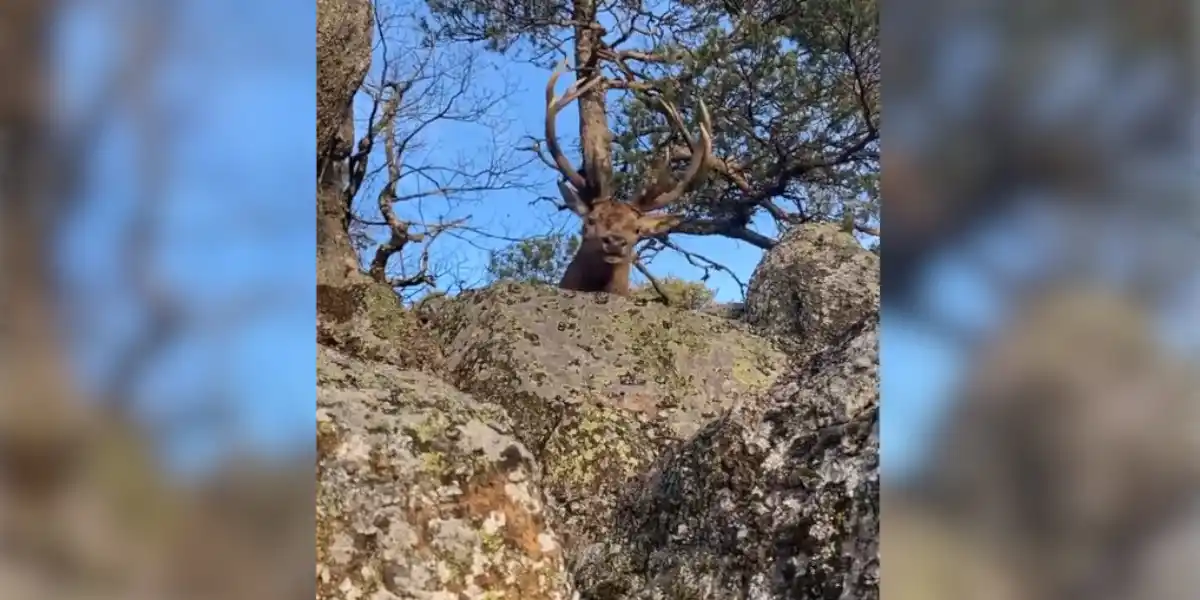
(316, 345), (572, 599)
(316, 0), (372, 160)
(419, 282), (787, 550)
(316, 0), (374, 285)
(745, 223), (879, 362)
(318, 281), (444, 373)
(572, 312), (880, 599)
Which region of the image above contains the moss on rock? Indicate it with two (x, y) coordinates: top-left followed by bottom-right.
(317, 281), (444, 372)
(316, 346), (572, 600)
(420, 282), (787, 550)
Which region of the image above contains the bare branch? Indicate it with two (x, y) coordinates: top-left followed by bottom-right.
(644, 236), (750, 298)
(633, 260), (673, 305)
(348, 6), (535, 295)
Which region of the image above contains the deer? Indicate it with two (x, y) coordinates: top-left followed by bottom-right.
(543, 59), (712, 296)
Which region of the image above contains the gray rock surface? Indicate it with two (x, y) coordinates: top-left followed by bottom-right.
(571, 313), (879, 599)
(317, 345), (572, 599)
(318, 270), (879, 599)
(745, 223), (880, 362)
(418, 282), (787, 553)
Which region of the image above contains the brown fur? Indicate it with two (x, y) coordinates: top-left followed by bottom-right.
(558, 201), (680, 294)
(544, 59), (711, 295)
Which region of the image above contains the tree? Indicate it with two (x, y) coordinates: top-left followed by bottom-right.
(423, 0), (879, 272)
(485, 233), (580, 284)
(341, 0), (534, 297)
(318, 0), (375, 286)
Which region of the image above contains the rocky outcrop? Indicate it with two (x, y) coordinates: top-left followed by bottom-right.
(418, 282), (787, 551)
(318, 281), (444, 373)
(317, 345), (572, 599)
(572, 312), (879, 599)
(319, 270), (878, 599)
(316, 0), (372, 162)
(745, 223), (880, 362)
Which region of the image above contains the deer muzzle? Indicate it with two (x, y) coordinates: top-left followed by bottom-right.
(600, 235), (629, 261)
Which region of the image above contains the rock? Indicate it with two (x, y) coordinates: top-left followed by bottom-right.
(318, 281), (444, 373)
(418, 282), (787, 551)
(744, 223), (879, 362)
(316, 345), (572, 600)
(572, 312), (880, 599)
(699, 301), (746, 320)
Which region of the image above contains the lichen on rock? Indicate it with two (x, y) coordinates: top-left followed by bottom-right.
(318, 282), (444, 373)
(572, 313), (880, 599)
(419, 282), (787, 550)
(316, 345), (572, 599)
(745, 222), (880, 363)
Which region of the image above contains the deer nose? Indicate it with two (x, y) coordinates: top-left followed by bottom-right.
(602, 235), (625, 248)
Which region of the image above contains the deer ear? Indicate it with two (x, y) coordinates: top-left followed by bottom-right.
(557, 180), (590, 216)
(636, 213), (682, 236)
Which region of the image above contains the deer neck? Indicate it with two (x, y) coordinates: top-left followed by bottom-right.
(560, 247), (632, 295)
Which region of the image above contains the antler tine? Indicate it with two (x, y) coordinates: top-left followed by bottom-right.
(636, 95), (713, 212)
(544, 58), (599, 194)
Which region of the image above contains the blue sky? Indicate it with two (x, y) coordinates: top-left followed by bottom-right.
(53, 0), (1176, 480)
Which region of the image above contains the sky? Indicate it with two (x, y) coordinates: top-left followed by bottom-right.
(48, 0), (1198, 481)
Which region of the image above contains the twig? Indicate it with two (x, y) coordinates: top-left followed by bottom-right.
(633, 260), (673, 306)
(378, 217), (468, 289)
(655, 235), (749, 298)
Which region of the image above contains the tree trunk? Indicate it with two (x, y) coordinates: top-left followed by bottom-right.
(316, 0), (374, 286)
(572, 0), (613, 200)
(316, 114), (364, 287)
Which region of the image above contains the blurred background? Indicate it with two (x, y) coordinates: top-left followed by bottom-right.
(882, 1), (1198, 599)
(0, 0), (312, 597)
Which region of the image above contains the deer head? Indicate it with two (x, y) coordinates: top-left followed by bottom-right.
(544, 59), (712, 295)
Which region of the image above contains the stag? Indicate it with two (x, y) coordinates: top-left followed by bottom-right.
(543, 59), (712, 296)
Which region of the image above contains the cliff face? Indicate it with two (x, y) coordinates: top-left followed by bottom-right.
(315, 229), (880, 599)
(316, 346), (572, 599)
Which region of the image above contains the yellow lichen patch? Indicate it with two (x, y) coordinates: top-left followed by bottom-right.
(729, 342), (784, 390)
(542, 405), (654, 495)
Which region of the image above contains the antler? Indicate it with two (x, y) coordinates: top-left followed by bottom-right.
(545, 58), (601, 200)
(633, 94), (712, 212)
